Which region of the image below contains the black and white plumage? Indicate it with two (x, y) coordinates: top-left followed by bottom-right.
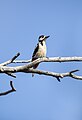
(32, 35), (50, 77)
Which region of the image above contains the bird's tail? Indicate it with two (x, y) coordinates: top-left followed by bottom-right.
(32, 73), (34, 77)
(32, 63), (39, 77)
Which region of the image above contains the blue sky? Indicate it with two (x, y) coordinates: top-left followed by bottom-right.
(0, 0), (82, 120)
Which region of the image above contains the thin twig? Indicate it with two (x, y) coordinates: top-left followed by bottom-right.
(5, 72), (16, 78)
(11, 52), (20, 62)
(0, 81), (16, 96)
(12, 59), (31, 63)
(0, 52), (20, 66)
(0, 53), (20, 78)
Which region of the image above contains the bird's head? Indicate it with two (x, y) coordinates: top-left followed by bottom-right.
(38, 35), (50, 42)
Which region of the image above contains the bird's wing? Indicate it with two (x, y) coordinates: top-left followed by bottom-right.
(32, 43), (39, 61)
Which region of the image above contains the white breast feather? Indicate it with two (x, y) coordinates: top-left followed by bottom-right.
(37, 41), (47, 57)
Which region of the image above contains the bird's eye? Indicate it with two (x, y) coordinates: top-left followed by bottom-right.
(41, 35), (44, 38)
(39, 35), (44, 40)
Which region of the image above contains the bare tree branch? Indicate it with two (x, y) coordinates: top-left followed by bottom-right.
(0, 57), (81, 80)
(0, 53), (82, 95)
(0, 81), (16, 96)
(26, 69), (81, 81)
(0, 59), (81, 81)
(12, 56), (82, 64)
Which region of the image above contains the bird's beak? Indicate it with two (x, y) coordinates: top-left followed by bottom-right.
(45, 36), (50, 39)
(44, 36), (50, 40)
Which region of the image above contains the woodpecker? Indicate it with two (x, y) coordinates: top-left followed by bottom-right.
(32, 35), (50, 77)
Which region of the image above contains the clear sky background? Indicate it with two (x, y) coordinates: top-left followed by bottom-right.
(0, 0), (82, 120)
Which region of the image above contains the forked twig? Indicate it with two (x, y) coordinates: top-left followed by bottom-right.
(0, 81), (16, 96)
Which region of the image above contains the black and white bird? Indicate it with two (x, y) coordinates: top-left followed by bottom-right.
(32, 35), (50, 77)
